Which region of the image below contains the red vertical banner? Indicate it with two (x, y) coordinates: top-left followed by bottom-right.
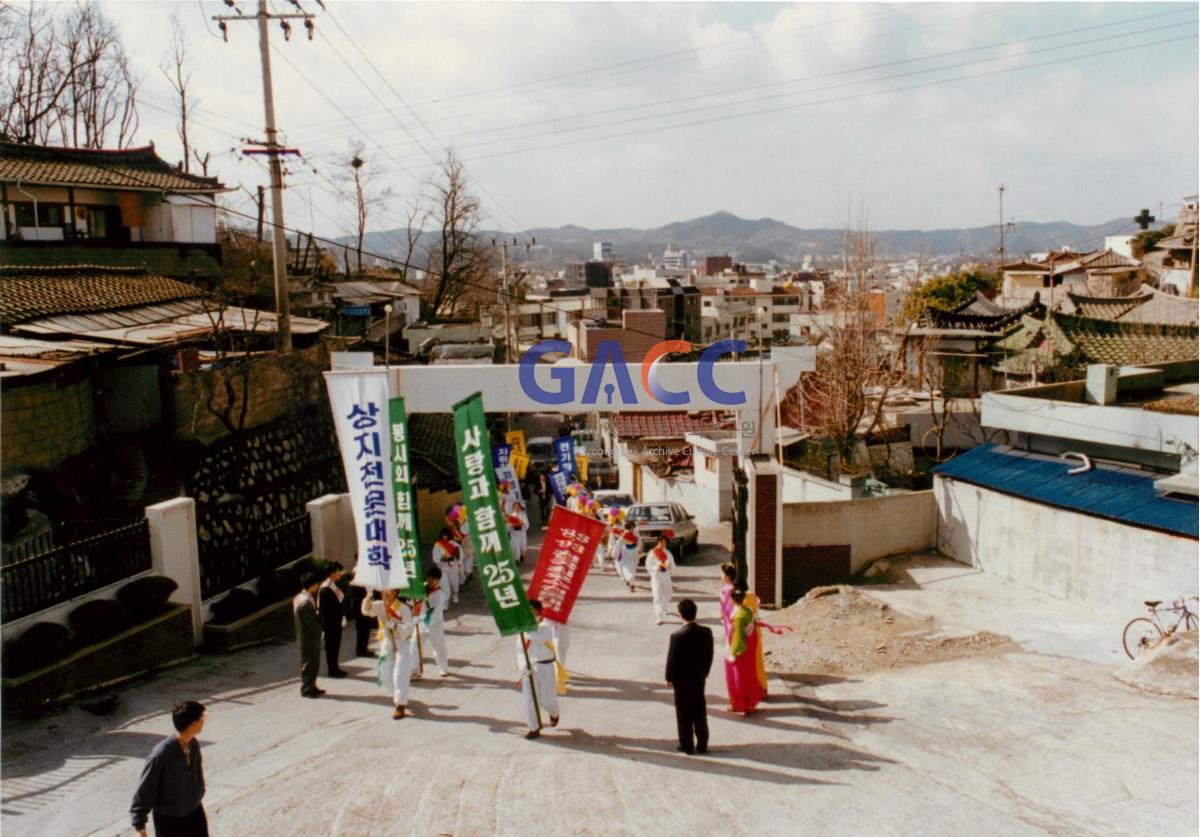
(527, 507), (606, 625)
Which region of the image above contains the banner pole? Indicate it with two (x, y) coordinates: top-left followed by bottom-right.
(520, 633), (543, 731)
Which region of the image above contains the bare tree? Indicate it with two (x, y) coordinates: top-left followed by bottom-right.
(341, 141), (394, 274)
(0, 2), (139, 148)
(424, 149), (493, 317)
(160, 9), (194, 171)
(784, 212), (907, 470)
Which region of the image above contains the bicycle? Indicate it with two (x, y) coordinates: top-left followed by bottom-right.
(1122, 597), (1199, 659)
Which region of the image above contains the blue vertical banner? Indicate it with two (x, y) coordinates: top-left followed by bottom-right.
(492, 444), (513, 469)
(548, 466), (570, 505)
(553, 436), (576, 477)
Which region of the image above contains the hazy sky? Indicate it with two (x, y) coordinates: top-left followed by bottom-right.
(103, 1), (1198, 237)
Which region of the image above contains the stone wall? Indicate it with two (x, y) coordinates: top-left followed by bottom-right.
(173, 342), (330, 445)
(0, 373), (96, 472)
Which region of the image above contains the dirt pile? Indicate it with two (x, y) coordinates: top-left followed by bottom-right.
(1112, 630), (1198, 699)
(764, 585), (1015, 679)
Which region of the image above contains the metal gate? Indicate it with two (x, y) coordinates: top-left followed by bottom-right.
(782, 544), (851, 605)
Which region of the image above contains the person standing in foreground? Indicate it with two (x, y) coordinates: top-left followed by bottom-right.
(518, 599), (560, 740)
(665, 599), (713, 755)
(294, 573), (325, 698)
(646, 532), (677, 624)
(130, 701), (208, 836)
(318, 562), (348, 678)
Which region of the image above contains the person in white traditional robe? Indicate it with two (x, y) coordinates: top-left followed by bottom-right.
(604, 513), (624, 572)
(412, 565), (449, 677)
(614, 523), (640, 592)
(646, 533), (677, 624)
(431, 528), (461, 603)
(517, 599), (560, 739)
(549, 619), (571, 669)
(506, 500), (529, 564)
(370, 590), (417, 718)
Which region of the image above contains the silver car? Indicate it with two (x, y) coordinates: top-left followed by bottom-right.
(625, 502), (699, 557)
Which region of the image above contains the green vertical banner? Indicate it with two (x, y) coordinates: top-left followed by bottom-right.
(452, 391), (538, 636)
(389, 396), (424, 598)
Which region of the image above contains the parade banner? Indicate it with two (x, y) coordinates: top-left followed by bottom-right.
(492, 444), (513, 470)
(389, 396), (424, 598)
(574, 452), (589, 483)
(324, 370), (409, 590)
(505, 429), (527, 457)
(527, 507), (607, 624)
(452, 392), (538, 636)
(510, 451), (529, 480)
(553, 436), (576, 477)
(548, 465), (570, 505)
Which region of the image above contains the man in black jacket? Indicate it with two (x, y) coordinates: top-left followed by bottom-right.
(664, 598), (713, 755)
(130, 701), (208, 836)
(317, 562), (348, 678)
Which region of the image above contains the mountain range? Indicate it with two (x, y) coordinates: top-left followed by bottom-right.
(351, 210), (1141, 270)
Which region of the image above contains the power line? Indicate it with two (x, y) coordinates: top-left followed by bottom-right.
(445, 32), (1198, 167)
(302, 5), (1195, 160)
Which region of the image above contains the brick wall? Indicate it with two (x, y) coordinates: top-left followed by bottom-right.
(173, 342), (330, 445)
(753, 471), (778, 606)
(580, 309), (667, 363)
(1, 373), (96, 471)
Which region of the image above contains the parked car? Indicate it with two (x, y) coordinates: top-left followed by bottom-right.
(593, 491), (635, 519)
(625, 502), (699, 558)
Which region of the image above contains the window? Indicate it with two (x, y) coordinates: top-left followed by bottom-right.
(14, 202), (66, 228)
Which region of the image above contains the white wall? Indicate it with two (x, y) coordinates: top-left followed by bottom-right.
(691, 449), (732, 525)
(935, 475), (1198, 615)
(780, 466), (852, 502)
(637, 467), (696, 510)
(782, 491), (936, 573)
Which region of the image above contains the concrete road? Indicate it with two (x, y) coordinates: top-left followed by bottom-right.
(2, 539), (1195, 836)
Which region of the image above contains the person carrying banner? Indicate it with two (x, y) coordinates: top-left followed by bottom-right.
(370, 590), (418, 719)
(615, 521), (640, 592)
(414, 565), (449, 678)
(517, 599), (560, 739)
(603, 509), (624, 573)
(506, 500), (529, 565)
(432, 527), (461, 604)
(646, 533), (677, 624)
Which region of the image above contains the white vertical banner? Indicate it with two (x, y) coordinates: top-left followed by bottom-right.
(324, 370), (410, 590)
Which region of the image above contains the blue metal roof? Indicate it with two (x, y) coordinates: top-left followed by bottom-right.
(933, 445), (1198, 539)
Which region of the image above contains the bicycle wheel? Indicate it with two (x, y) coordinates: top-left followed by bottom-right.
(1185, 613), (1198, 632)
(1122, 617), (1163, 659)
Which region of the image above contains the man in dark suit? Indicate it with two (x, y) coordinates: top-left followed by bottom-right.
(294, 573), (325, 698)
(317, 562), (348, 678)
(665, 598), (713, 755)
(345, 571), (377, 658)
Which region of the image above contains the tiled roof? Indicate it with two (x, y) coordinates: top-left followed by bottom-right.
(0, 265), (204, 326)
(613, 411), (732, 439)
(924, 297), (1044, 332)
(1067, 291), (1148, 321)
(0, 141), (224, 193)
(952, 291), (1008, 317)
(1078, 249), (1140, 269)
(993, 311), (1198, 373)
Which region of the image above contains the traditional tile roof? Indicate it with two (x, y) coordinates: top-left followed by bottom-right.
(0, 140), (225, 193)
(1068, 285), (1199, 326)
(993, 311), (1199, 374)
(952, 291), (1008, 317)
(1078, 249), (1140, 269)
(612, 411), (732, 439)
(0, 265), (204, 327)
(923, 296), (1044, 332)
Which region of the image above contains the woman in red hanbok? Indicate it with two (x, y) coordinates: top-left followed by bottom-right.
(726, 588), (766, 714)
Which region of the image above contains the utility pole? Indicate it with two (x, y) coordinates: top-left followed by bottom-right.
(994, 184), (1015, 305)
(214, 0), (317, 354)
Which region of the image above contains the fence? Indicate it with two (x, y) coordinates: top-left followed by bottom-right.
(1, 520), (152, 622)
(198, 513), (312, 600)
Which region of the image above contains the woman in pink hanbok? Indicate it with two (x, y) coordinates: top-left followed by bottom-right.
(726, 588), (766, 714)
(718, 563), (738, 709)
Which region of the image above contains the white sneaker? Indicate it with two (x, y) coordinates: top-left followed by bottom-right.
(453, 594), (459, 603)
